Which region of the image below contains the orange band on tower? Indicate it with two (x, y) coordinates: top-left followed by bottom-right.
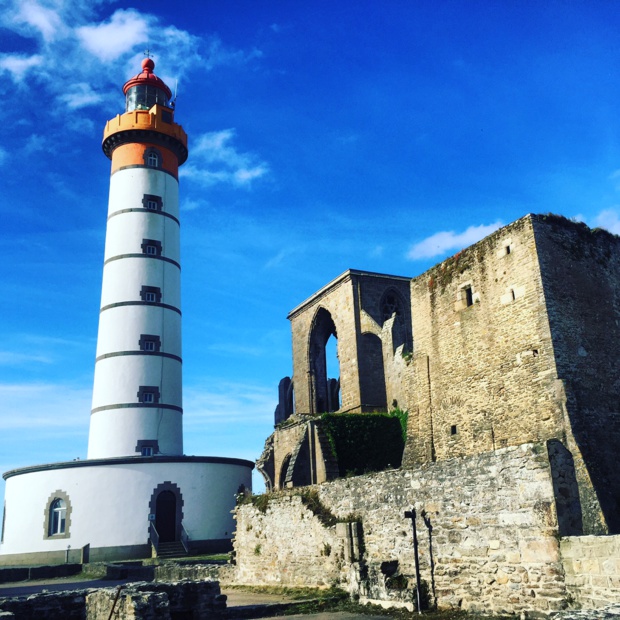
(111, 142), (179, 177)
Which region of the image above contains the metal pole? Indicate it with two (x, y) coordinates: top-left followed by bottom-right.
(404, 509), (423, 614)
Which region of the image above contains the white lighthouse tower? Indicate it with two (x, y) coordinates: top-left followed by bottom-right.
(89, 58), (186, 459)
(0, 58), (253, 566)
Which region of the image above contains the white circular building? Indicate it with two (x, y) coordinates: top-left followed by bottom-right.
(0, 59), (253, 566)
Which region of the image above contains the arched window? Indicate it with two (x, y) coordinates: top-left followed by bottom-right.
(43, 490), (71, 539)
(143, 147), (162, 169)
(49, 499), (66, 536)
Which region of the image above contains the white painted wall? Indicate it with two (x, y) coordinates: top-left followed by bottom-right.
(0, 460), (252, 556)
(90, 165), (183, 459)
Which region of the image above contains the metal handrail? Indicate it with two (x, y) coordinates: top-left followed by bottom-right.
(180, 524), (190, 554)
(149, 521), (160, 554)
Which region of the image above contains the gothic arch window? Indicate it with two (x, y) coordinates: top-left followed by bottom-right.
(43, 490), (72, 539)
(380, 290), (404, 324)
(308, 307), (340, 414)
(380, 289), (412, 354)
(144, 147), (162, 169)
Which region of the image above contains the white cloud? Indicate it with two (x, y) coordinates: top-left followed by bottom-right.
(0, 382), (91, 430)
(76, 9), (150, 62)
(592, 208), (620, 235)
(0, 351), (52, 365)
(406, 221), (503, 260)
(0, 2), (261, 126)
(58, 82), (103, 109)
(0, 53), (44, 82)
(183, 381), (275, 425)
(15, 0), (67, 42)
(181, 129), (269, 188)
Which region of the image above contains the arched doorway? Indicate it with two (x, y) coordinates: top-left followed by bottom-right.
(149, 482), (184, 543)
(155, 491), (176, 543)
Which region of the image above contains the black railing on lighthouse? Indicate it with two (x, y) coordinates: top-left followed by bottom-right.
(149, 521), (160, 555)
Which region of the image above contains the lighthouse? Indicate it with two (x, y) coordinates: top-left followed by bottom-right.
(89, 58), (186, 459)
(0, 58), (253, 566)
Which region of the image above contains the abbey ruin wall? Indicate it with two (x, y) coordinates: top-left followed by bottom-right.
(234, 443), (568, 616)
(533, 216), (620, 533)
(403, 216), (563, 466)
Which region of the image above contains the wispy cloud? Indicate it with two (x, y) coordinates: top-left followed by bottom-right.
(0, 53), (44, 82)
(0, 2), (262, 123)
(406, 221), (503, 260)
(0, 351), (52, 365)
(76, 9), (150, 62)
(0, 382), (91, 430)
(181, 129), (269, 188)
(591, 208), (620, 235)
(183, 381), (275, 425)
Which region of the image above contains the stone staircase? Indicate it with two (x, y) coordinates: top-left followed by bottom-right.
(155, 541), (187, 559)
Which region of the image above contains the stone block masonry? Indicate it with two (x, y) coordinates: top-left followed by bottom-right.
(0, 580), (225, 620)
(234, 443), (568, 616)
(560, 536), (620, 610)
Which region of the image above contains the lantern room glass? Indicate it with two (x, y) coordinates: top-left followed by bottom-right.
(126, 85), (170, 112)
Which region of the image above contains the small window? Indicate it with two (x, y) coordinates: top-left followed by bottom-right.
(464, 286), (473, 307)
(139, 334), (161, 352)
(141, 239), (162, 256)
(511, 289), (516, 301)
(137, 386), (160, 404)
(144, 148), (162, 168)
(506, 245), (511, 255)
(49, 498), (66, 536)
(451, 425), (458, 436)
(140, 286), (162, 303)
(135, 439), (159, 456)
(142, 194), (163, 211)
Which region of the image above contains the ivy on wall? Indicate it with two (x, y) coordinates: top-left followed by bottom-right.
(320, 410), (407, 476)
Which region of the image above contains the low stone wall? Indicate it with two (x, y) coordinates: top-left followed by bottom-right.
(0, 580), (225, 620)
(561, 535), (620, 609)
(233, 443), (567, 616)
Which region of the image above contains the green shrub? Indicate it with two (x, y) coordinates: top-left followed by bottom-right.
(320, 410), (407, 477)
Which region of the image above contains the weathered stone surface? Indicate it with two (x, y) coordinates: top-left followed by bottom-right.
(234, 444), (567, 615)
(560, 536), (620, 610)
(0, 580), (225, 620)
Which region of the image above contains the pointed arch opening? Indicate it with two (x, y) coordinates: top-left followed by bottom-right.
(309, 308), (340, 414)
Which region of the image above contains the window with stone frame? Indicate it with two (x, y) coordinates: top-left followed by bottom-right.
(43, 491), (72, 540)
(138, 386), (160, 404)
(141, 239), (162, 256)
(139, 334), (161, 352)
(136, 439), (159, 456)
(140, 286), (162, 304)
(142, 194), (163, 211)
(144, 147), (162, 169)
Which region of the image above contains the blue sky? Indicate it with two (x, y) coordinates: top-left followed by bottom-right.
(2, 0), (620, 499)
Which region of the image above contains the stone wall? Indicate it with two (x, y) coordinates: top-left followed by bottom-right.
(234, 443), (567, 616)
(403, 215), (564, 467)
(0, 581), (225, 620)
(533, 216), (620, 533)
(560, 536), (620, 609)
(288, 270), (411, 415)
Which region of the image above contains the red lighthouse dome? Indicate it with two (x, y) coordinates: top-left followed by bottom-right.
(123, 58), (172, 112)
